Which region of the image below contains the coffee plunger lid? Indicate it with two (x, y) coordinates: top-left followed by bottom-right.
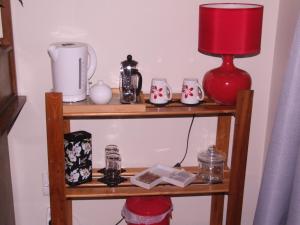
(121, 55), (138, 68)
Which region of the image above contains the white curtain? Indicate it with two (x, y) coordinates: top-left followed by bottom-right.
(254, 16), (300, 225)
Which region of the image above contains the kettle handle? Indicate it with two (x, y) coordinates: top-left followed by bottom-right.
(47, 45), (58, 61)
(87, 44), (97, 80)
(136, 71), (143, 96)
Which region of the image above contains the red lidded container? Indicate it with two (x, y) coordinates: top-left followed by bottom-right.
(122, 196), (172, 225)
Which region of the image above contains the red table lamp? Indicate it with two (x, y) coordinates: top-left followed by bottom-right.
(199, 3), (263, 105)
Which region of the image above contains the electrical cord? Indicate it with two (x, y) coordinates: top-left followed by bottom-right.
(174, 114), (195, 168)
(115, 217), (124, 225)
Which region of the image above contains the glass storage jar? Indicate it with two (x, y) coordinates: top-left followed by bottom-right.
(197, 145), (225, 184)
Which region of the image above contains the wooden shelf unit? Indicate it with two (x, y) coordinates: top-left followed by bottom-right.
(65, 167), (230, 200)
(45, 90), (253, 225)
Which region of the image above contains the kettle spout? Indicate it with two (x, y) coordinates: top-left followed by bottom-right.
(48, 45), (58, 61)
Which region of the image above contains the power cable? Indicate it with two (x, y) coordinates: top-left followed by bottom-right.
(114, 217), (124, 225)
(174, 114), (195, 167)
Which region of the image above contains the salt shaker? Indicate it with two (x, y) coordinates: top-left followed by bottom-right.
(197, 145), (225, 184)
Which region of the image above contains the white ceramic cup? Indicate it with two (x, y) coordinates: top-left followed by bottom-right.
(150, 78), (172, 105)
(181, 78), (204, 104)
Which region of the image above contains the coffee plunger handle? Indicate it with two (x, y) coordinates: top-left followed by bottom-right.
(136, 71), (143, 96)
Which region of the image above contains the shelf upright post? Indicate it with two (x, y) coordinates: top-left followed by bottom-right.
(226, 90), (253, 225)
(210, 114), (232, 225)
(45, 92), (72, 225)
(0, 0), (13, 46)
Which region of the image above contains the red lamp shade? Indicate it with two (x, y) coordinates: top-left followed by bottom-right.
(198, 3), (263, 105)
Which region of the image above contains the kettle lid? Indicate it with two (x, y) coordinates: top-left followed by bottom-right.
(121, 55), (138, 68)
(50, 42), (88, 49)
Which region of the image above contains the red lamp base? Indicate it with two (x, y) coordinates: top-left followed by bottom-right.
(202, 55), (251, 105)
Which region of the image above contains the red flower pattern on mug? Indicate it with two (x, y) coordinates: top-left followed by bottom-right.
(182, 85), (194, 98)
(151, 85), (163, 99)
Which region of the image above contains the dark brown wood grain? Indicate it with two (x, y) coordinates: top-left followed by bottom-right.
(210, 194), (225, 225)
(63, 120), (70, 133)
(226, 90), (253, 225)
(216, 115), (232, 166)
(0, 96), (25, 225)
(0, 2), (25, 225)
(8, 47), (17, 95)
(0, 0), (13, 46)
(0, 96), (26, 135)
(46, 93), (72, 225)
(0, 0), (19, 118)
(0, 132), (16, 225)
(0, 47), (13, 109)
(210, 115), (232, 225)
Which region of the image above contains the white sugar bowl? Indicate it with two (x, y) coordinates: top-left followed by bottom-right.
(89, 80), (112, 104)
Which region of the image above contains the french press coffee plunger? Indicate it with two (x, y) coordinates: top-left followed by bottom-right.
(119, 55), (143, 104)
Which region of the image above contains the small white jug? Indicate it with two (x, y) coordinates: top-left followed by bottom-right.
(89, 80), (112, 104)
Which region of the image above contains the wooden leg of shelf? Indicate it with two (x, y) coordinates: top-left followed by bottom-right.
(0, 132), (16, 225)
(64, 120), (70, 133)
(216, 115), (232, 165)
(50, 200), (72, 225)
(65, 200), (72, 225)
(63, 119), (72, 224)
(226, 90), (253, 225)
(210, 116), (231, 225)
(64, 119), (72, 224)
(46, 93), (73, 225)
(210, 194), (224, 225)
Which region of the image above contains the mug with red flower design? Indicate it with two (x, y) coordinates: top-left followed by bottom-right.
(150, 78), (172, 105)
(181, 78), (204, 105)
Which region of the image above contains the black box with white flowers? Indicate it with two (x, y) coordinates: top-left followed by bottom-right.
(64, 131), (92, 186)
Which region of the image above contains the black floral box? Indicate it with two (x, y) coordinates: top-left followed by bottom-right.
(64, 131), (92, 186)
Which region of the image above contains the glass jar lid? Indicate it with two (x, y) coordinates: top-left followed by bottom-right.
(198, 145), (225, 163)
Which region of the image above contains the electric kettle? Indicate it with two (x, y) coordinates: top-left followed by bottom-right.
(48, 42), (97, 102)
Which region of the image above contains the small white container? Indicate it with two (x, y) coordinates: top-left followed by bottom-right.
(89, 80), (112, 104)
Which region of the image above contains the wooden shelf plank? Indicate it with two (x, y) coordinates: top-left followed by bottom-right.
(66, 181), (229, 199)
(62, 94), (235, 118)
(65, 167), (230, 199)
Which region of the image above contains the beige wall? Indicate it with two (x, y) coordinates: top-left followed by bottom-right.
(7, 0), (282, 225)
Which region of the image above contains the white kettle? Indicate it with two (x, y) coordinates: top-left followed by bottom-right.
(48, 42), (97, 102)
